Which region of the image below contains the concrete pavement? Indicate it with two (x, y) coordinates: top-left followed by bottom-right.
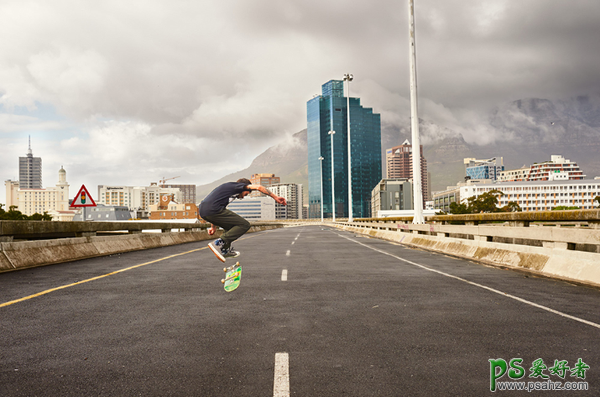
(1, 225), (599, 396)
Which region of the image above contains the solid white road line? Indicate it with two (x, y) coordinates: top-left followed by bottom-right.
(274, 352), (290, 397)
(281, 269), (288, 281)
(337, 233), (600, 330)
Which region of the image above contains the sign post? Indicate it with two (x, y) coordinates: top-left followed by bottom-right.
(71, 185), (97, 221)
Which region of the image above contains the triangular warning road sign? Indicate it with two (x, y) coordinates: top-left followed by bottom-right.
(72, 184), (97, 207)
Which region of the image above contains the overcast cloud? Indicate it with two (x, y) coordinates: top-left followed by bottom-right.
(1, 0), (599, 202)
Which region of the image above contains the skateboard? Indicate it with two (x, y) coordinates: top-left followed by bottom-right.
(221, 262), (242, 292)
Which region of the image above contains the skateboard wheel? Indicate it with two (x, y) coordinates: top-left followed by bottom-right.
(221, 279), (225, 284)
(223, 268), (227, 272)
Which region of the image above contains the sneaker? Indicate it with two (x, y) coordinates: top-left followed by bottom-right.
(223, 247), (240, 259)
(208, 239), (226, 262)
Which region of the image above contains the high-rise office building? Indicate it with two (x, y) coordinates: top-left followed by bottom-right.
(19, 137), (42, 189)
(270, 183), (303, 219)
(386, 140), (429, 201)
(307, 80), (381, 219)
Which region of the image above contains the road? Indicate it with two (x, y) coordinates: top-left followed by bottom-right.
(1, 225), (599, 396)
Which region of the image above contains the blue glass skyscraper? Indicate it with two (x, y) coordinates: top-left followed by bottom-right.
(307, 80), (381, 219)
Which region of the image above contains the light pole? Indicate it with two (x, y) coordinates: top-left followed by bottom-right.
(408, 0), (425, 224)
(328, 130), (336, 222)
(319, 156), (324, 222)
(343, 73), (353, 222)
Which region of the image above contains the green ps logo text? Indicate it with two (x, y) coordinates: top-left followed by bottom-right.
(489, 358), (526, 391)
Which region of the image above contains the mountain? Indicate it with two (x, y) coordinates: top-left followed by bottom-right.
(197, 94), (600, 201)
(196, 129), (308, 201)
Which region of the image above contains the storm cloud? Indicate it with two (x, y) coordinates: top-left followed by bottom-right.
(1, 0), (599, 198)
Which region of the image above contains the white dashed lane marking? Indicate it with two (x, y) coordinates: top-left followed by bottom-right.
(281, 269), (288, 281)
(273, 352), (290, 397)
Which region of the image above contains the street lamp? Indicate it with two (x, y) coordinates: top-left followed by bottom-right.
(343, 73), (353, 222)
(319, 156), (325, 222)
(328, 130), (336, 222)
(408, 0), (424, 224)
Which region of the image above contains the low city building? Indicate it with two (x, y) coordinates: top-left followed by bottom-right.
(98, 184), (182, 218)
(73, 205), (132, 221)
(249, 173), (281, 198)
(461, 180), (600, 212)
(497, 155), (585, 182)
(6, 167), (71, 217)
(159, 183), (196, 204)
(464, 157), (504, 182)
(497, 166), (531, 182)
(371, 178), (413, 217)
(227, 196), (276, 221)
(432, 179), (493, 212)
(148, 194), (200, 221)
(528, 155), (585, 181)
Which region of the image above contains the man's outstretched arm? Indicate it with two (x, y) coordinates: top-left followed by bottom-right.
(247, 184), (287, 205)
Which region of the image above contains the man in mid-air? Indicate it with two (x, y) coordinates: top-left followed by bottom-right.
(199, 178), (287, 262)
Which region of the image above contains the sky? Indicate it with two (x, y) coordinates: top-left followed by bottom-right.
(2, 0), (600, 205)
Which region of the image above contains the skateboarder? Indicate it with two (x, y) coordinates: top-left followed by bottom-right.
(200, 178), (287, 262)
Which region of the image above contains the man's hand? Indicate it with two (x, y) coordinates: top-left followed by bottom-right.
(248, 184), (287, 205)
(208, 224), (217, 235)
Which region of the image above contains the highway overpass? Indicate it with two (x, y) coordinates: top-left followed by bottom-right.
(1, 224), (599, 396)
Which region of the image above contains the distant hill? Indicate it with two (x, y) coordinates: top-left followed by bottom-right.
(196, 129), (308, 201)
(197, 94), (600, 201)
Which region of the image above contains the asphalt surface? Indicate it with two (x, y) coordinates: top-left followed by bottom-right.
(1, 225), (599, 396)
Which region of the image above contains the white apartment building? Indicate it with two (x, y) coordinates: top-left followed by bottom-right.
(497, 167), (531, 182)
(498, 155), (585, 182)
(97, 184), (182, 213)
(4, 180), (19, 209)
(269, 183), (303, 219)
(6, 167), (71, 217)
(227, 197), (276, 221)
(460, 180), (600, 212)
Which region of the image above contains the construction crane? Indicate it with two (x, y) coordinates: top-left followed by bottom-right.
(159, 176), (180, 187)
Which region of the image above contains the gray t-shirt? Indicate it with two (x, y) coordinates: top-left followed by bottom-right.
(199, 182), (250, 217)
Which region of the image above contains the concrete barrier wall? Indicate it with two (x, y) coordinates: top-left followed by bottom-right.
(0, 225), (279, 272)
(334, 224), (600, 288)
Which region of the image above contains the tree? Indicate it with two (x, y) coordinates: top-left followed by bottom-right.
(1, 206), (27, 220)
(449, 202), (469, 214)
(501, 201), (522, 212)
(0, 203), (53, 220)
(594, 196), (600, 208)
(466, 189), (504, 213)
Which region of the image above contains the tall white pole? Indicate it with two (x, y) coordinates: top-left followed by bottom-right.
(319, 156), (324, 222)
(408, 0), (425, 224)
(344, 74), (354, 222)
(329, 130), (336, 222)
